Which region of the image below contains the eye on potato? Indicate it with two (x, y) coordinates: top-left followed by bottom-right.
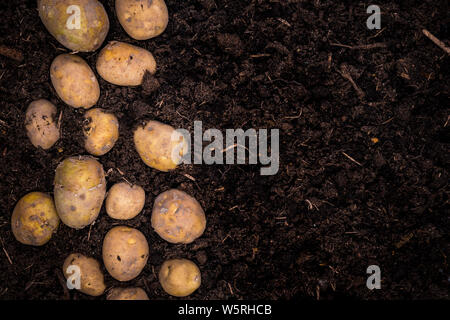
(105, 182), (145, 220)
(50, 54), (100, 109)
(54, 156), (106, 229)
(151, 189), (206, 244)
(25, 99), (60, 150)
(115, 0), (168, 40)
(63, 253), (106, 296)
(11, 192), (60, 246)
(107, 287), (149, 300)
(102, 226), (149, 281)
(134, 120), (188, 172)
(158, 258), (201, 297)
(83, 108), (119, 156)
(38, 0), (109, 52)
(96, 41), (156, 86)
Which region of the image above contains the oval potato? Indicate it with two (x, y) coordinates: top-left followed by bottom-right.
(105, 182), (145, 220)
(159, 259), (201, 297)
(83, 108), (119, 156)
(25, 99), (60, 150)
(63, 253), (106, 296)
(107, 287), (149, 300)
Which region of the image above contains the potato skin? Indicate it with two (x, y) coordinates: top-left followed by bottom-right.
(134, 120), (188, 172)
(102, 226), (149, 281)
(54, 156), (106, 229)
(96, 41), (156, 86)
(38, 0), (109, 52)
(11, 192), (60, 246)
(50, 54), (100, 109)
(84, 108), (119, 156)
(25, 99), (60, 150)
(107, 287), (149, 300)
(105, 182), (145, 220)
(115, 0), (168, 40)
(63, 253), (106, 296)
(151, 189), (206, 244)
(159, 259), (201, 297)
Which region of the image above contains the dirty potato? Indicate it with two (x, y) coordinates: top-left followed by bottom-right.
(159, 258), (201, 297)
(107, 287), (149, 300)
(83, 108), (119, 156)
(105, 182), (145, 220)
(25, 99), (60, 150)
(63, 253), (106, 296)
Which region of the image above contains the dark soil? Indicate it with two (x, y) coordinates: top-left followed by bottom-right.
(0, 0), (449, 300)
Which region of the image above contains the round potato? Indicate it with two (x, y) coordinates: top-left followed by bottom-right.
(134, 120), (188, 172)
(11, 192), (60, 246)
(107, 287), (149, 300)
(50, 54), (100, 109)
(159, 259), (201, 297)
(25, 99), (60, 150)
(116, 0), (168, 40)
(102, 226), (149, 281)
(96, 41), (157, 86)
(63, 253), (106, 296)
(151, 189), (206, 244)
(54, 156), (106, 229)
(83, 108), (119, 156)
(105, 182), (145, 220)
(38, 0), (109, 52)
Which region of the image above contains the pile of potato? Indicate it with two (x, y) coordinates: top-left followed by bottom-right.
(13, 0), (205, 300)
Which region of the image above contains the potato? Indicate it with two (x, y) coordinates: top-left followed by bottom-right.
(25, 99), (60, 150)
(107, 287), (149, 300)
(158, 259), (201, 297)
(96, 41), (157, 86)
(50, 54), (100, 109)
(83, 108), (119, 156)
(38, 0), (109, 52)
(63, 253), (106, 296)
(54, 156), (106, 229)
(11, 192), (60, 246)
(102, 226), (149, 281)
(116, 0), (168, 40)
(105, 182), (145, 220)
(151, 189), (206, 244)
(134, 120), (188, 172)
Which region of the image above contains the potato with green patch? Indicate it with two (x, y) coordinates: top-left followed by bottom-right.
(105, 182), (145, 220)
(96, 41), (156, 86)
(38, 0), (109, 52)
(159, 259), (201, 297)
(54, 156), (106, 229)
(25, 99), (60, 150)
(84, 108), (119, 156)
(116, 0), (168, 40)
(11, 192), (60, 246)
(107, 287), (149, 300)
(63, 253), (106, 296)
(50, 54), (100, 109)
(102, 226), (149, 281)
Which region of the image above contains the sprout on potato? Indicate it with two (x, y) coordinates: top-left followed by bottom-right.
(151, 189), (206, 244)
(54, 156), (106, 229)
(11, 192), (60, 246)
(96, 41), (157, 86)
(107, 287), (149, 300)
(105, 182), (145, 220)
(102, 226), (149, 282)
(25, 99), (60, 150)
(50, 54), (100, 109)
(83, 108), (119, 156)
(158, 259), (201, 297)
(63, 253), (106, 296)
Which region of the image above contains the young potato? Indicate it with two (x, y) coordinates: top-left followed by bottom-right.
(116, 0), (168, 40)
(63, 253), (106, 296)
(102, 226), (149, 281)
(96, 41), (156, 86)
(38, 0), (109, 52)
(11, 192), (60, 246)
(25, 99), (60, 150)
(107, 287), (149, 300)
(83, 108), (119, 156)
(105, 182), (145, 220)
(134, 120), (188, 172)
(151, 189), (206, 244)
(54, 156), (106, 229)
(50, 54), (100, 109)
(159, 259), (201, 297)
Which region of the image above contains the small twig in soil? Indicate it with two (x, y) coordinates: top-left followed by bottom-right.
(341, 152), (363, 167)
(182, 173), (196, 182)
(330, 42), (387, 50)
(0, 45), (24, 62)
(0, 237), (13, 265)
(337, 64), (365, 100)
(422, 29), (450, 55)
(250, 53), (271, 58)
(55, 269), (70, 300)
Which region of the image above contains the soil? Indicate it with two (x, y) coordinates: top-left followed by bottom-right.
(0, 0), (449, 300)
